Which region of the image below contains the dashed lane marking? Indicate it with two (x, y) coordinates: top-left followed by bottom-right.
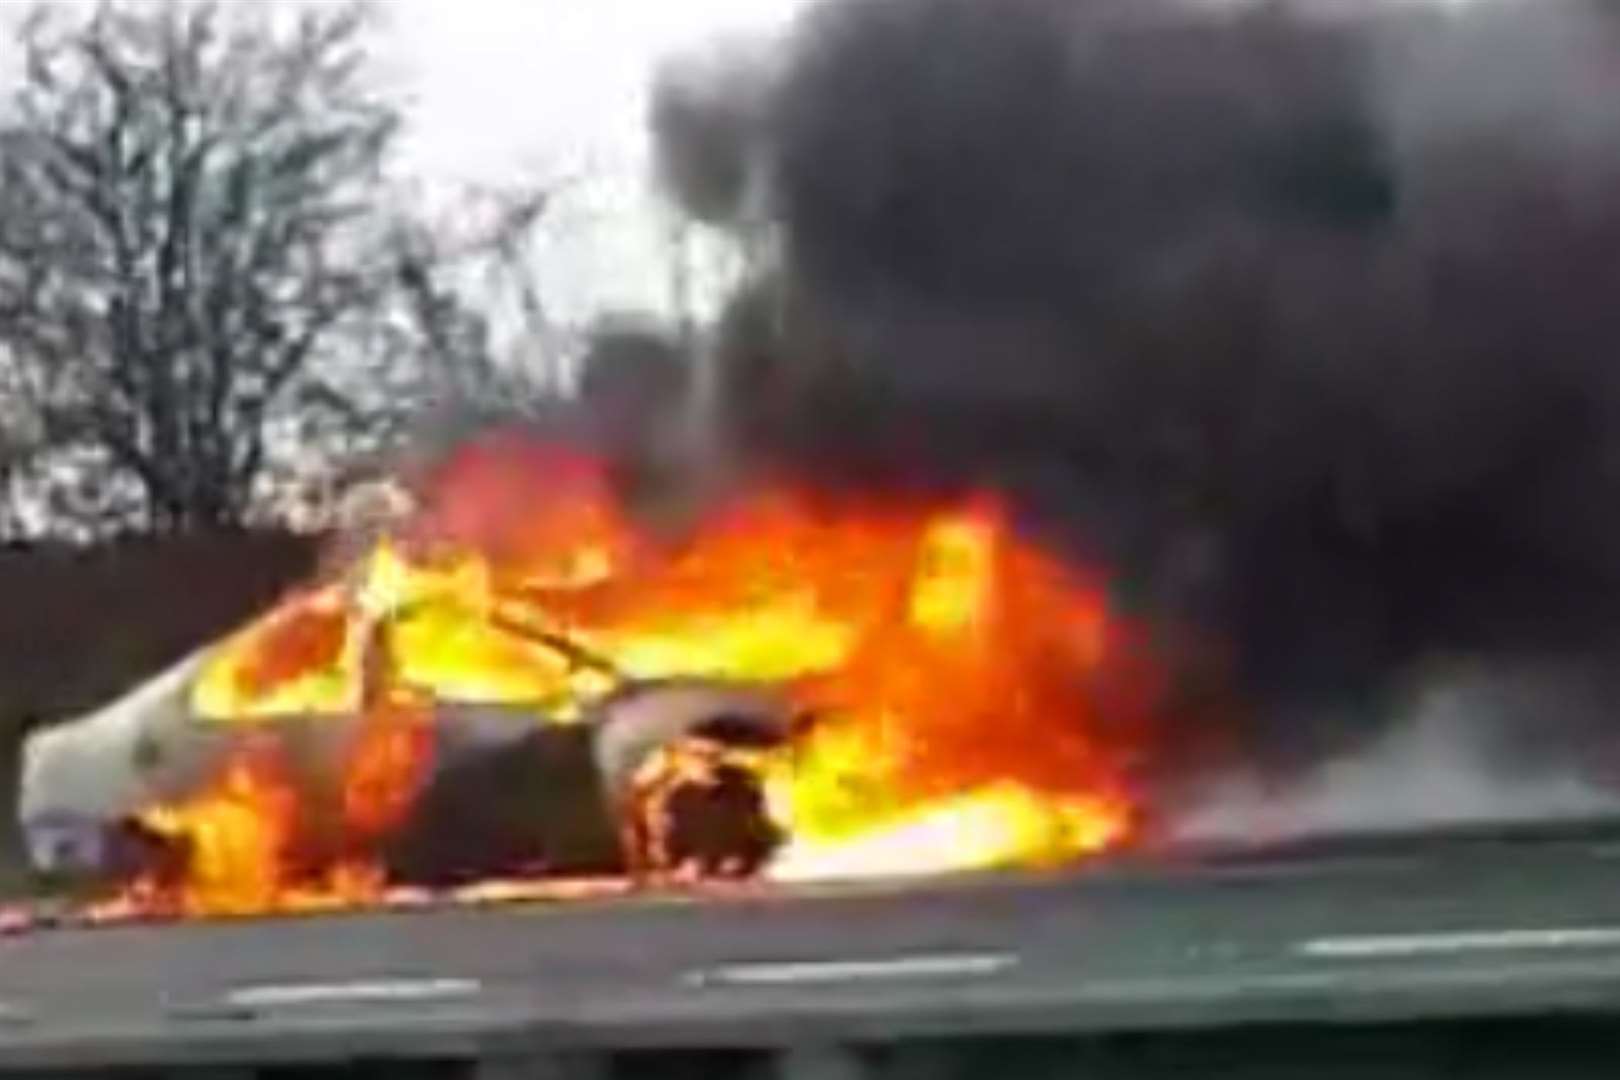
(1299, 927), (1620, 959)
(224, 977), (484, 1009)
(685, 952), (1019, 987)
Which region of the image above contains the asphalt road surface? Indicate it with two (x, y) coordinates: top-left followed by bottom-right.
(9, 827), (1620, 1071)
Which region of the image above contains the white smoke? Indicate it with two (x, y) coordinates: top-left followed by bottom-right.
(1172, 668), (1620, 845)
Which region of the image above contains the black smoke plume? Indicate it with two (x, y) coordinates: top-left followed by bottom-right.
(652, 0), (1620, 774)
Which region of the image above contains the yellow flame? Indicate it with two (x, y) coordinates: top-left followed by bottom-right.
(388, 603), (577, 707)
(585, 592), (857, 686)
(908, 514), (995, 637)
(192, 587), (364, 720)
(135, 756), (292, 917)
(766, 782), (1128, 883)
(196, 539), (608, 720)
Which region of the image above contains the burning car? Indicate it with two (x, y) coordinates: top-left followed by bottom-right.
(18, 609), (805, 902)
(17, 431), (1152, 920)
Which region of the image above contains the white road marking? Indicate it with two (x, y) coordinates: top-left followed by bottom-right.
(225, 977), (484, 1009)
(686, 951), (1018, 987)
(1299, 927), (1620, 959)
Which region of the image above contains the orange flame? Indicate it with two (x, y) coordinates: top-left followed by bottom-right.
(98, 434), (1166, 918)
(340, 703), (435, 838)
(102, 716), (435, 921)
(756, 501), (1148, 878)
(119, 742), (301, 918)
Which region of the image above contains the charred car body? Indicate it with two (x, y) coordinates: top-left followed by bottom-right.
(17, 640), (799, 891)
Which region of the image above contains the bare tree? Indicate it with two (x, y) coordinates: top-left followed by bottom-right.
(0, 0), (406, 534)
(385, 179), (573, 421)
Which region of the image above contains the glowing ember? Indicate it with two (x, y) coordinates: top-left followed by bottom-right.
(87, 433), (1166, 921)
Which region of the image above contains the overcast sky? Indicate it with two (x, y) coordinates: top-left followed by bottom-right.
(385, 0), (800, 180)
(1, 0), (809, 321)
(378, 0), (807, 320)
